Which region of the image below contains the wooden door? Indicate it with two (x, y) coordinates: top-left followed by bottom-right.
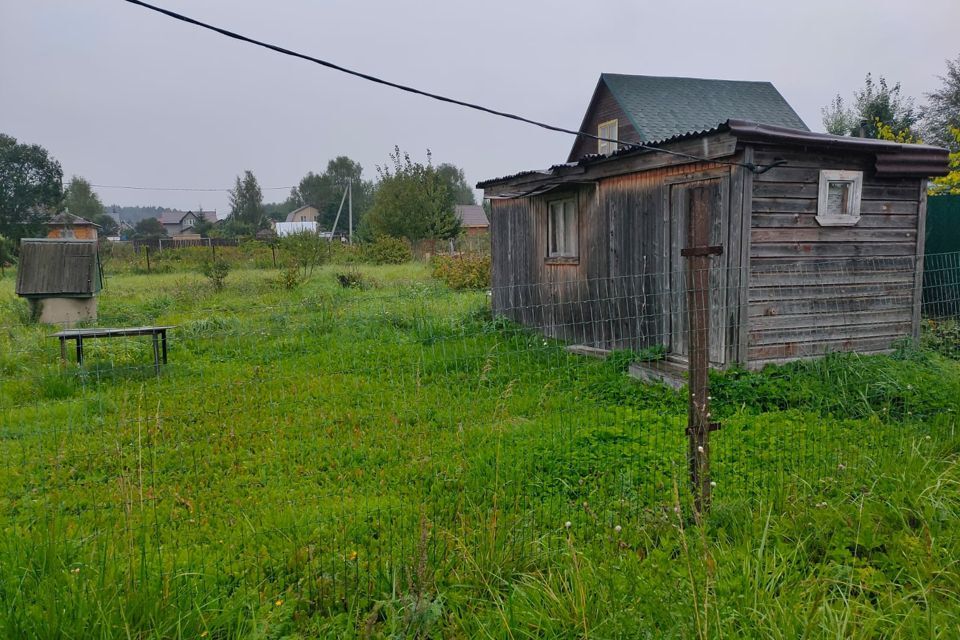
(668, 177), (729, 364)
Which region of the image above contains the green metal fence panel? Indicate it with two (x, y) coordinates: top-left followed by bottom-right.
(925, 195), (960, 316)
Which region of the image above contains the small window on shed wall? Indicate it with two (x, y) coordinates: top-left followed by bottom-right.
(816, 170), (863, 226)
(598, 119), (618, 155)
(547, 199), (578, 260)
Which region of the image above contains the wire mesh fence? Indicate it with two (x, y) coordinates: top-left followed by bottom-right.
(0, 250), (958, 634)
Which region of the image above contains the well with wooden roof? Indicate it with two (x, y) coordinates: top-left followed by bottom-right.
(16, 238), (102, 326)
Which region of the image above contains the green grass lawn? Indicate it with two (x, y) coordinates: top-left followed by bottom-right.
(1, 264), (959, 639)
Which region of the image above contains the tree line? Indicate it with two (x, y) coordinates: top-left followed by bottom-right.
(0, 132), (480, 247)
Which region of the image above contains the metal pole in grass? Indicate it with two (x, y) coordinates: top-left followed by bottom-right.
(682, 185), (722, 514)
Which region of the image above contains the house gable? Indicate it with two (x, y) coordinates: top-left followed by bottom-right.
(567, 78), (639, 162)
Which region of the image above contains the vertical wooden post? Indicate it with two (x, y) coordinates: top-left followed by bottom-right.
(271, 244), (277, 268)
(145, 246), (151, 273)
(683, 185), (720, 514)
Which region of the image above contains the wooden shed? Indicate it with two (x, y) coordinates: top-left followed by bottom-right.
(46, 212), (100, 240)
(16, 238), (102, 326)
(479, 113), (949, 371)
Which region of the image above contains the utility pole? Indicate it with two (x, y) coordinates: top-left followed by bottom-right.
(348, 178), (353, 244)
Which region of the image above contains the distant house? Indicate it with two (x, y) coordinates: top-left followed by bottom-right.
(159, 210), (218, 236)
(46, 212), (100, 240)
(16, 238), (102, 326)
(285, 205), (321, 223)
(455, 204), (489, 236)
(479, 73), (949, 370)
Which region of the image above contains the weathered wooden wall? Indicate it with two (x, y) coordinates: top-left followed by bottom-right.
(490, 161), (740, 355)
(568, 82), (638, 161)
(746, 146), (925, 366)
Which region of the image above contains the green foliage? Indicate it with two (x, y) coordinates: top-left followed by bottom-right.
(922, 53), (960, 152)
(334, 270), (368, 289)
(200, 258), (230, 291)
(822, 73), (918, 138)
(62, 176), (104, 220)
(227, 169), (266, 233)
(0, 234), (14, 277)
(276, 263), (302, 290)
(0, 133), (63, 242)
(362, 147), (461, 241)
(430, 253), (490, 289)
(929, 126), (960, 196)
(436, 162), (476, 205)
(131, 216), (165, 239)
(278, 231), (327, 280)
(365, 235), (412, 264)
(921, 317), (960, 359)
(91, 213), (118, 236)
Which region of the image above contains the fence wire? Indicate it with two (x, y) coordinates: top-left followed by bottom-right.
(0, 250), (958, 636)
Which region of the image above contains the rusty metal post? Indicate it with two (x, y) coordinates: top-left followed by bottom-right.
(682, 185), (722, 514)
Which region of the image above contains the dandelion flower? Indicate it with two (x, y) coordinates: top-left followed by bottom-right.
(564, 521), (572, 529)
(614, 525), (622, 533)
(348, 551), (358, 561)
(275, 599), (283, 607)
(697, 445), (704, 454)
(710, 481), (717, 488)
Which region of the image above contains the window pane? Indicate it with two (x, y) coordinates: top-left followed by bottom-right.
(827, 181), (851, 216)
(549, 204), (560, 256)
(564, 202), (577, 256)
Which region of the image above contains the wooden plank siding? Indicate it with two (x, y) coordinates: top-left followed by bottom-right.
(746, 145), (924, 366)
(490, 161), (742, 357)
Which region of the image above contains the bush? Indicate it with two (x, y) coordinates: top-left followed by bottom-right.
(279, 232), (327, 280)
(335, 270), (368, 289)
(277, 263), (302, 290)
(200, 259), (231, 292)
(431, 254), (491, 290)
(922, 318), (960, 359)
(365, 235), (413, 265)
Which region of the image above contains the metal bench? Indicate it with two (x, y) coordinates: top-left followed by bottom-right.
(51, 326), (175, 374)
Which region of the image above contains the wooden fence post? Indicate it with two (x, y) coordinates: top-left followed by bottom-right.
(682, 185), (722, 514)
(145, 246), (151, 273)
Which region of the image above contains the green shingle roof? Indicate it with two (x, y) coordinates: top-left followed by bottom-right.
(601, 74), (809, 144)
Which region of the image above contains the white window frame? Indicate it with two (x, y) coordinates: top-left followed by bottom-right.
(816, 169), (863, 226)
(598, 119), (618, 155)
(547, 198), (578, 259)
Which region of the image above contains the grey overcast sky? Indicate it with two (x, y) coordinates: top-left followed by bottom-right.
(1, 0), (957, 214)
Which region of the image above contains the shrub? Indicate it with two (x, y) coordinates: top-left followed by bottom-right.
(431, 254), (491, 290)
(922, 318), (960, 359)
(335, 270), (368, 289)
(279, 231), (327, 280)
(200, 259), (230, 292)
(365, 235), (412, 265)
(277, 263), (303, 290)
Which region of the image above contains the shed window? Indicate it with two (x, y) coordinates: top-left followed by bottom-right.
(548, 199), (578, 259)
(816, 170), (863, 226)
(598, 119), (618, 155)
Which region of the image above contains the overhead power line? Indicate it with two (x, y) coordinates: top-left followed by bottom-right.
(120, 0), (777, 174)
(90, 183), (294, 192)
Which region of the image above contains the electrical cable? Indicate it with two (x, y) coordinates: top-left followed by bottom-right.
(90, 183), (294, 192)
(120, 0), (779, 174)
